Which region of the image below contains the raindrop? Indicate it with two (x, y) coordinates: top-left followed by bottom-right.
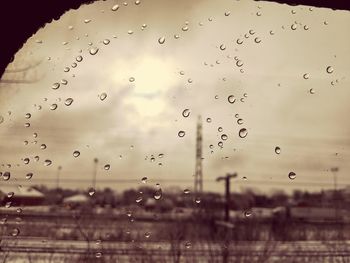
(158, 37), (165, 44)
(236, 38), (243, 45)
(100, 93), (107, 101)
(11, 228), (20, 237)
(52, 83), (60, 90)
(224, 11), (230, 16)
(221, 134), (228, 141)
(104, 164), (111, 170)
(24, 140), (28, 145)
(25, 173), (33, 180)
(73, 151), (80, 158)
(64, 67), (70, 72)
(129, 77), (135, 82)
(65, 98), (74, 106)
(184, 189), (190, 194)
(291, 23), (297, 30)
(61, 79), (68, 85)
(326, 66), (334, 74)
(50, 104), (58, 111)
(219, 44), (226, 51)
(244, 210), (252, 217)
(275, 146), (281, 154)
(218, 127), (223, 132)
(304, 25), (309, 30)
(303, 73), (309, 80)
(218, 141), (223, 148)
(150, 157), (155, 162)
(89, 47), (99, 55)
(187, 78), (193, 83)
(5, 202), (11, 208)
(185, 242), (192, 249)
(84, 19), (91, 24)
(25, 113), (31, 119)
(309, 88), (315, 94)
(182, 109), (190, 118)
(136, 196), (143, 203)
(40, 144), (47, 150)
(228, 95), (236, 104)
(239, 128), (248, 138)
(236, 60), (243, 67)
(127, 30), (133, 35)
(158, 153), (164, 158)
(2, 172), (10, 181)
(88, 188), (95, 196)
(174, 34), (180, 39)
(178, 131), (185, 137)
(76, 55), (83, 62)
(288, 172), (296, 180)
(135, 0), (141, 5)
(182, 26), (189, 32)
(249, 29), (255, 35)
(254, 37), (261, 43)
(7, 192), (14, 198)
(34, 156), (40, 162)
(324, 21), (328, 25)
(256, 11), (262, 16)
(206, 118), (212, 123)
(195, 197), (201, 204)
(103, 39), (110, 45)
(269, 30), (275, 35)
(111, 4), (119, 11)
(154, 189), (162, 200)
(44, 160), (52, 166)
(95, 252), (102, 258)
(23, 158), (30, 165)
(141, 177), (147, 183)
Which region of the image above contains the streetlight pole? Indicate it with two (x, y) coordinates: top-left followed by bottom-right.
(217, 173), (237, 222)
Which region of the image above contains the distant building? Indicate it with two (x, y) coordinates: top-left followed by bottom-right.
(63, 194), (89, 208)
(0, 186), (44, 206)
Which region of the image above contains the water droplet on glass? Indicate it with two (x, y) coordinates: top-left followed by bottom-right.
(178, 131), (185, 137)
(326, 66), (334, 74)
(95, 252), (102, 258)
(221, 134), (228, 141)
(288, 172), (296, 180)
(24, 140), (28, 145)
(275, 147), (281, 154)
(73, 151), (80, 158)
(11, 228), (20, 237)
(218, 127), (223, 132)
(228, 95), (236, 104)
(141, 177), (147, 183)
(185, 242), (192, 249)
(182, 109), (190, 118)
(150, 157), (155, 162)
(7, 192), (14, 198)
(158, 37), (165, 44)
(34, 156), (39, 162)
(88, 188), (95, 196)
(129, 77), (135, 82)
(303, 73), (309, 80)
(236, 60), (243, 67)
(184, 189), (190, 194)
(256, 11), (262, 16)
(100, 93), (107, 101)
(309, 88), (315, 94)
(206, 118), (212, 123)
(25, 173), (33, 180)
(269, 30), (275, 35)
(136, 196), (143, 203)
(103, 39), (110, 45)
(254, 37), (261, 43)
(219, 44), (226, 51)
(244, 210), (252, 217)
(236, 38), (243, 45)
(24, 123), (30, 128)
(291, 23), (297, 30)
(40, 144), (47, 150)
(5, 201), (12, 208)
(158, 153), (164, 158)
(50, 104), (58, 111)
(111, 4), (119, 11)
(63, 67), (70, 72)
(182, 26), (189, 32)
(195, 197), (201, 204)
(249, 29), (255, 35)
(239, 128), (248, 138)
(65, 98), (74, 106)
(154, 189), (162, 200)
(76, 55), (83, 62)
(89, 47), (99, 55)
(23, 158), (30, 165)
(218, 141), (223, 148)
(224, 11), (230, 16)
(44, 160), (52, 166)
(324, 21), (328, 25)
(52, 83), (60, 90)
(104, 164), (110, 170)
(304, 25), (309, 30)
(2, 172), (11, 181)
(144, 231), (150, 238)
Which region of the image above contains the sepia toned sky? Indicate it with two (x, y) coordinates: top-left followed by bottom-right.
(0, 0), (350, 194)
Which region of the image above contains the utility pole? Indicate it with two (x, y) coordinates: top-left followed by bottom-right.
(194, 116), (203, 195)
(92, 158), (99, 190)
(217, 173), (237, 221)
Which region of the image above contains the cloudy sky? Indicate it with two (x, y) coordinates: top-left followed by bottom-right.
(0, 0), (349, 194)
